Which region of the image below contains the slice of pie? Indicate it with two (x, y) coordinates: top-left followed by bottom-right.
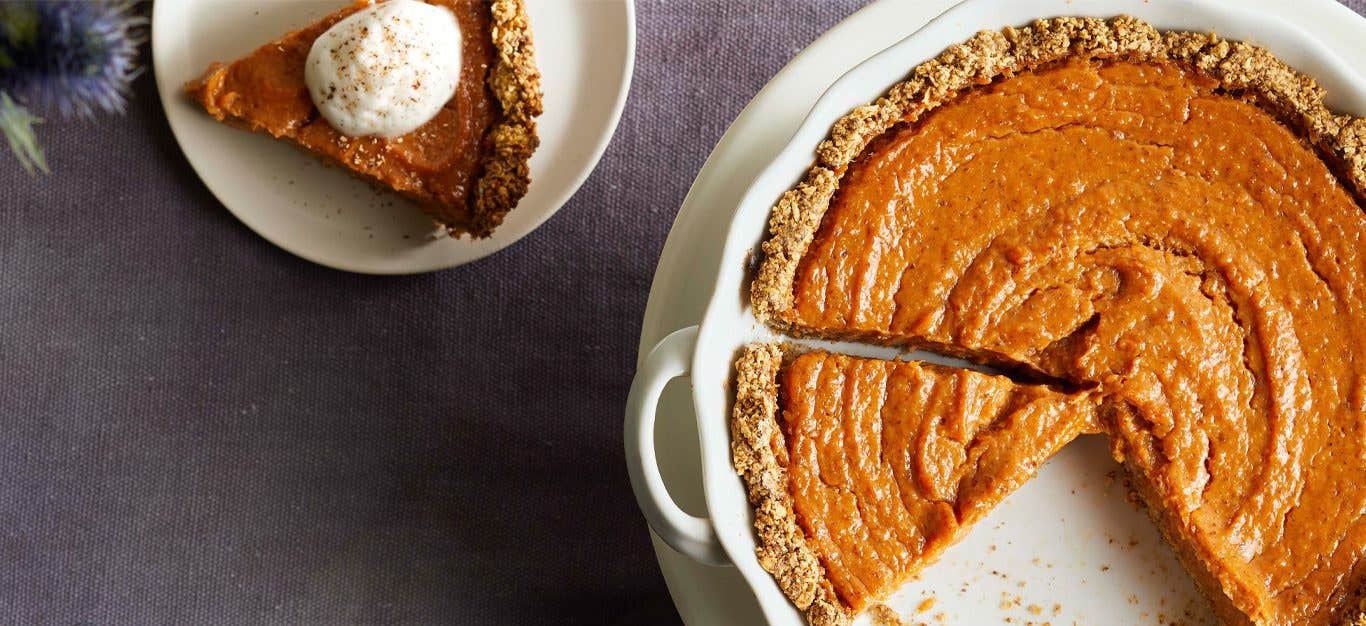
(745, 16), (1366, 626)
(732, 345), (1100, 626)
(186, 0), (541, 238)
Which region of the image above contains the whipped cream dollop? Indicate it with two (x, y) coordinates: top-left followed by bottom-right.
(304, 0), (462, 138)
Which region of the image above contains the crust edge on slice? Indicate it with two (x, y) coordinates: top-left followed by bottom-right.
(750, 14), (1366, 330)
(730, 343), (852, 626)
(471, 0), (543, 237)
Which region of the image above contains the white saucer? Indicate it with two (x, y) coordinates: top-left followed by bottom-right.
(152, 0), (634, 274)
(636, 0), (1366, 623)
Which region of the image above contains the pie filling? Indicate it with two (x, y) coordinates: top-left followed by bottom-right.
(741, 16), (1366, 626)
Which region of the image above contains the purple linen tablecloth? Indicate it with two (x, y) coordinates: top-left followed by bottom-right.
(1, 1), (1362, 624)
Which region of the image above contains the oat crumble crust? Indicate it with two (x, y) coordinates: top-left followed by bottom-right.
(738, 15), (1366, 626)
(750, 15), (1366, 330)
(472, 0), (542, 237)
(731, 343), (853, 626)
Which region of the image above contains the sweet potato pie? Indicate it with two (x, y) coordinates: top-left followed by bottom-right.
(735, 16), (1366, 626)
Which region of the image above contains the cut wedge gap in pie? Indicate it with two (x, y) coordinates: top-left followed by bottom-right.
(732, 345), (1101, 626)
(739, 15), (1366, 626)
(186, 0), (541, 238)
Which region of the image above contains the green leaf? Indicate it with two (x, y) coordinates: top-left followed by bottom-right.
(0, 5), (40, 48)
(0, 91), (48, 175)
(0, 3), (38, 70)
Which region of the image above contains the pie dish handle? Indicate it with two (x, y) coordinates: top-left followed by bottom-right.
(624, 325), (730, 566)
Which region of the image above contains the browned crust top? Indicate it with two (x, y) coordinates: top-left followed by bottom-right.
(466, 0), (543, 238)
(750, 14), (1366, 329)
(730, 344), (851, 626)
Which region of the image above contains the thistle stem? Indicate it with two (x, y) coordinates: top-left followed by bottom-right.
(0, 90), (49, 175)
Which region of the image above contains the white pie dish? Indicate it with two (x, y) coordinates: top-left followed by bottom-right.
(623, 0), (1366, 624)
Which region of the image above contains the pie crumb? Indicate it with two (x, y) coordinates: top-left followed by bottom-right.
(869, 604), (910, 626)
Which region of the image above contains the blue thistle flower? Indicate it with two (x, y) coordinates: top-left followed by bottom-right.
(0, 1), (147, 118)
(0, 1), (145, 173)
